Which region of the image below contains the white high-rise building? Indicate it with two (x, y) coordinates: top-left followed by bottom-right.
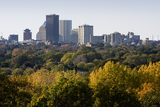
(59, 20), (72, 43)
(78, 24), (93, 45)
(39, 22), (46, 42)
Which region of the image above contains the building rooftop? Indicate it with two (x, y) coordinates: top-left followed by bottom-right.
(24, 29), (31, 32)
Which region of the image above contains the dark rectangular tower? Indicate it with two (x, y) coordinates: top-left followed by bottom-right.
(8, 34), (18, 42)
(24, 29), (32, 40)
(46, 14), (59, 42)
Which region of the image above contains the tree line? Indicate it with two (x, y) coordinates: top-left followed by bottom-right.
(0, 42), (160, 106)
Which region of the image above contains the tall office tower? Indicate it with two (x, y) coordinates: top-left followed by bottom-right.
(78, 24), (93, 45)
(59, 20), (72, 43)
(46, 14), (59, 42)
(8, 34), (18, 42)
(24, 29), (32, 40)
(39, 22), (46, 42)
(104, 34), (111, 44)
(110, 32), (122, 46)
(70, 29), (78, 43)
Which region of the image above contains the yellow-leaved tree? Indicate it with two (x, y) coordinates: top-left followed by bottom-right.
(27, 68), (60, 90)
(12, 48), (22, 56)
(136, 61), (160, 104)
(89, 61), (140, 107)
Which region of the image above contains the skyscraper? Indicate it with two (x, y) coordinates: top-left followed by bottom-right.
(59, 20), (72, 43)
(46, 14), (59, 42)
(110, 32), (122, 46)
(39, 21), (46, 42)
(78, 24), (93, 45)
(24, 29), (32, 40)
(8, 34), (18, 42)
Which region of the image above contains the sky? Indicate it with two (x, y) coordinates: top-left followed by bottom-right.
(0, 0), (160, 41)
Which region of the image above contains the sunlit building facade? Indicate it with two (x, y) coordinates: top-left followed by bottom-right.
(78, 24), (93, 45)
(59, 20), (72, 43)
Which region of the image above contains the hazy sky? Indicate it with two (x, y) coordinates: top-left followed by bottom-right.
(0, 0), (160, 41)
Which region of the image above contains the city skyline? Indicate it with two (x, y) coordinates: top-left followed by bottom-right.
(0, 0), (160, 41)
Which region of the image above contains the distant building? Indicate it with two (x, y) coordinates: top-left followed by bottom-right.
(70, 29), (78, 43)
(59, 34), (63, 42)
(36, 41), (45, 47)
(86, 42), (96, 47)
(59, 20), (72, 43)
(46, 14), (59, 42)
(89, 31), (141, 46)
(39, 22), (46, 42)
(24, 29), (32, 40)
(36, 32), (39, 40)
(78, 24), (93, 45)
(23, 39), (42, 45)
(0, 36), (7, 44)
(45, 40), (51, 45)
(104, 34), (111, 44)
(142, 38), (153, 45)
(110, 32), (122, 46)
(90, 35), (104, 44)
(8, 34), (18, 43)
(123, 32), (140, 45)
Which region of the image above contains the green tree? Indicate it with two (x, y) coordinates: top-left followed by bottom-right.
(12, 68), (24, 77)
(10, 53), (28, 68)
(141, 89), (160, 107)
(61, 53), (73, 64)
(52, 64), (66, 72)
(76, 46), (96, 55)
(96, 42), (104, 47)
(0, 72), (31, 107)
(33, 64), (42, 72)
(5, 52), (12, 59)
(73, 55), (87, 65)
(86, 52), (102, 62)
(0, 62), (9, 67)
(30, 76), (93, 107)
(0, 73), (17, 106)
(141, 54), (148, 64)
(86, 63), (94, 71)
(125, 55), (141, 68)
(60, 53), (74, 69)
(23, 68), (34, 76)
(54, 52), (64, 62)
(77, 62), (87, 71)
(28, 54), (43, 64)
(147, 54), (156, 63)
(0, 68), (12, 75)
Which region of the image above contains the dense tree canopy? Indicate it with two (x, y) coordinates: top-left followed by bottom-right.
(1, 43), (160, 106)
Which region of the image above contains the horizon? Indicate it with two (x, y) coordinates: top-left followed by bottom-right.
(0, 0), (160, 41)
